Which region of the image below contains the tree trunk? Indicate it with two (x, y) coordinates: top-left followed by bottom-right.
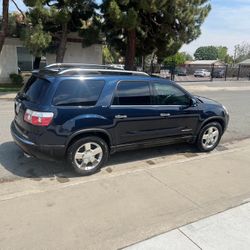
(33, 56), (41, 70)
(0, 0), (9, 53)
(56, 22), (68, 63)
(150, 53), (156, 74)
(125, 29), (136, 70)
(142, 55), (145, 71)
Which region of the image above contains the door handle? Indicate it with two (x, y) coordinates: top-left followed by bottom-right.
(160, 113), (171, 117)
(115, 114), (127, 119)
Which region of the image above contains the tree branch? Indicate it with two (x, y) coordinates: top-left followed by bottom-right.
(11, 0), (26, 21)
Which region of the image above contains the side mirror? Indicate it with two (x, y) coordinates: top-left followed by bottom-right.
(190, 97), (198, 107)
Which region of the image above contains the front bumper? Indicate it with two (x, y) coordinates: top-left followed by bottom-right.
(11, 121), (65, 161)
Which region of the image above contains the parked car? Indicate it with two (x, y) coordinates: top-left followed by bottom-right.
(194, 69), (211, 77)
(11, 64), (229, 175)
(212, 69), (225, 78)
(107, 64), (125, 70)
(160, 69), (171, 78)
(176, 68), (187, 76)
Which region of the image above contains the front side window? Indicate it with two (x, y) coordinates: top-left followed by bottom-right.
(113, 81), (151, 105)
(53, 79), (105, 106)
(152, 82), (190, 106)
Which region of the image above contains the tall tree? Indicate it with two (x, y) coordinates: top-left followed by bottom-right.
(217, 46), (228, 61)
(102, 44), (121, 64)
(22, 21), (52, 69)
(23, 0), (98, 63)
(102, 0), (211, 70)
(182, 52), (193, 61)
(194, 46), (218, 60)
(101, 0), (139, 70)
(0, 0), (9, 53)
(234, 42), (250, 64)
(164, 52), (187, 67)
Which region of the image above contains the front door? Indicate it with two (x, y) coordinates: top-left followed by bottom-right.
(151, 81), (200, 138)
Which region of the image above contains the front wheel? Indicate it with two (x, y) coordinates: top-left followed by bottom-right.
(67, 136), (109, 176)
(196, 122), (222, 152)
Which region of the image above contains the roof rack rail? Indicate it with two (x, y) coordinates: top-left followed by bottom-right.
(57, 68), (149, 76)
(45, 63), (119, 70)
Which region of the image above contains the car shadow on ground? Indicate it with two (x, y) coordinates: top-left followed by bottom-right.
(0, 141), (198, 181)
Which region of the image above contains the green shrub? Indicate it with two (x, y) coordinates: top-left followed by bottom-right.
(9, 73), (24, 85)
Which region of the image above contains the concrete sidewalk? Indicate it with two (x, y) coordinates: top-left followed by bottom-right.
(0, 139), (250, 249)
(124, 202), (250, 250)
(0, 92), (16, 100)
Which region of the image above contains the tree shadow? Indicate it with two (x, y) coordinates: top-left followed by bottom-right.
(0, 141), (198, 181)
(0, 141), (73, 181)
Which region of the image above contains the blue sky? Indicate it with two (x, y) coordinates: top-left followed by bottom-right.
(181, 0), (250, 55)
(2, 0), (250, 56)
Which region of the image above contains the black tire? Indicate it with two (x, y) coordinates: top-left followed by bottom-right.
(196, 122), (222, 152)
(67, 136), (109, 176)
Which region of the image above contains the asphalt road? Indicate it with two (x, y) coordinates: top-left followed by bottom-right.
(0, 81), (250, 182)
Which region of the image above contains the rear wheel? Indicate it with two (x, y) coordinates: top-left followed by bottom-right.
(197, 122), (222, 152)
(67, 136), (109, 175)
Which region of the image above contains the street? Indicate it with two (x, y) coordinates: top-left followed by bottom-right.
(0, 81), (250, 249)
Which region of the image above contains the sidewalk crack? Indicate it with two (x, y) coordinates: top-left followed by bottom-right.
(178, 228), (202, 249)
(145, 170), (201, 208)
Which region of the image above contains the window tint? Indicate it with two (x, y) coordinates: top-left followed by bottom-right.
(53, 79), (105, 106)
(152, 82), (190, 106)
(113, 81), (151, 105)
(24, 77), (50, 104)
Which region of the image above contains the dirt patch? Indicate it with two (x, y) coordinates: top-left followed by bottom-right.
(146, 160), (156, 165)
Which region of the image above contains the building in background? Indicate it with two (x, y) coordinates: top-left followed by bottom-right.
(239, 59), (250, 68)
(0, 34), (102, 83)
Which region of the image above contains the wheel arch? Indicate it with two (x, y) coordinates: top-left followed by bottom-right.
(66, 129), (112, 151)
(199, 117), (226, 134)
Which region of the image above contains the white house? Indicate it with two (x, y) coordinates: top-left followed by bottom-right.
(186, 60), (225, 67)
(239, 59), (250, 67)
(0, 35), (102, 83)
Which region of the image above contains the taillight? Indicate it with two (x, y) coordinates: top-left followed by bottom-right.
(24, 109), (54, 126)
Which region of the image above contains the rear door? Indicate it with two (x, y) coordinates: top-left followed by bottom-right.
(110, 80), (159, 145)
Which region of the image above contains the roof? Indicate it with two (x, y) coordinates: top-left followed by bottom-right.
(239, 59), (250, 65)
(187, 60), (225, 65)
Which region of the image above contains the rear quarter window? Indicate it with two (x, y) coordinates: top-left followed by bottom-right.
(23, 76), (50, 104)
(53, 79), (105, 106)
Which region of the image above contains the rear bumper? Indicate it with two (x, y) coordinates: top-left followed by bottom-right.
(11, 121), (66, 161)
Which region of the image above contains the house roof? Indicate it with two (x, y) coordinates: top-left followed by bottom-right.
(188, 60), (224, 65)
(239, 59), (250, 65)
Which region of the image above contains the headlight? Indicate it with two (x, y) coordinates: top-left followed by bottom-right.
(223, 105), (229, 115)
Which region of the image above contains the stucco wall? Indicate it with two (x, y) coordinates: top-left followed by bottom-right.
(0, 38), (102, 83)
(0, 38), (21, 83)
(46, 43), (102, 65)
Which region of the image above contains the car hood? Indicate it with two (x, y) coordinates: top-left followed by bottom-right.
(195, 95), (221, 106)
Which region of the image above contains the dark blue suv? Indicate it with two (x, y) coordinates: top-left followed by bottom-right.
(11, 64), (229, 175)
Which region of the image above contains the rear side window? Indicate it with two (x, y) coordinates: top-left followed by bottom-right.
(53, 79), (105, 106)
(23, 77), (50, 104)
(113, 81), (151, 105)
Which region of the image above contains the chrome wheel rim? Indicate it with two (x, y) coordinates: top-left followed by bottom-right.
(202, 126), (219, 150)
(74, 142), (103, 170)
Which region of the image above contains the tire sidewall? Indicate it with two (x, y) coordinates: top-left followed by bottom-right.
(197, 122), (222, 152)
(67, 136), (109, 176)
